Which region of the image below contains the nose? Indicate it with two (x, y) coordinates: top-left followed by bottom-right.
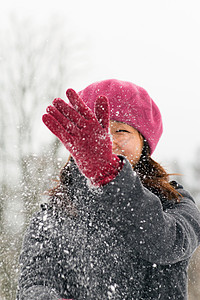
(112, 138), (119, 151)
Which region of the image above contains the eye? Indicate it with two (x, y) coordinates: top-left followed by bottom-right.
(116, 129), (130, 133)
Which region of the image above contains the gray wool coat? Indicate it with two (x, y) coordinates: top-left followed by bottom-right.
(16, 157), (200, 300)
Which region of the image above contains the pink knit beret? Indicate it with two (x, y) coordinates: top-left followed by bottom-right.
(78, 79), (163, 154)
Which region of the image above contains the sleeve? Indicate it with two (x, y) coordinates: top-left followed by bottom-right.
(16, 210), (69, 300)
(97, 157), (200, 265)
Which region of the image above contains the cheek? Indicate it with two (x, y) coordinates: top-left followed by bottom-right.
(126, 137), (143, 158)
(112, 134), (143, 160)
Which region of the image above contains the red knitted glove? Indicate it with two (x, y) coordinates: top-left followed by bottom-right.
(42, 89), (123, 185)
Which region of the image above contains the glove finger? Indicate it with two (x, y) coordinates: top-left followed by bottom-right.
(42, 114), (74, 150)
(53, 98), (88, 129)
(46, 105), (79, 136)
(94, 96), (110, 130)
(66, 89), (95, 120)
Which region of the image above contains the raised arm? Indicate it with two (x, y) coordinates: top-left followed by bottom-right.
(98, 158), (200, 265)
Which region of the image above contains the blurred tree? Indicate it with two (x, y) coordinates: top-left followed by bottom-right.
(188, 246), (200, 300)
(187, 147), (200, 300)
(167, 151), (200, 300)
(0, 16), (88, 300)
(191, 147), (200, 202)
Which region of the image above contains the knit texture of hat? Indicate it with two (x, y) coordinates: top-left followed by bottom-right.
(78, 79), (163, 154)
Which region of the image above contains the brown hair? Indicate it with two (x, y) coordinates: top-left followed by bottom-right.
(49, 140), (181, 207)
(134, 139), (181, 202)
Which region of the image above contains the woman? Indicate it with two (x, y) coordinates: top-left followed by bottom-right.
(17, 79), (200, 300)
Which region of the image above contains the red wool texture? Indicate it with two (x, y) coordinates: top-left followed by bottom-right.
(42, 89), (123, 186)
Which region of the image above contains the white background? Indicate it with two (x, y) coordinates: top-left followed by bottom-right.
(1, 0), (200, 166)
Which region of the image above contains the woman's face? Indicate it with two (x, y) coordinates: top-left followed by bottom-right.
(110, 121), (144, 167)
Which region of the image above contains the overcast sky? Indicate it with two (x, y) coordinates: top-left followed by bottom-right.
(1, 0), (200, 168)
